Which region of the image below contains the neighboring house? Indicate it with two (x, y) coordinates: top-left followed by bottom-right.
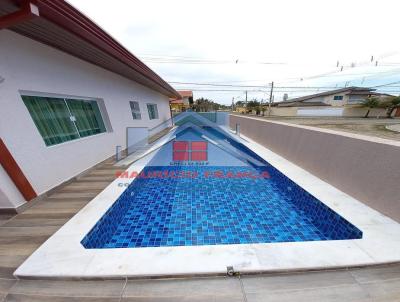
(170, 90), (193, 112)
(274, 87), (394, 117)
(0, 0), (180, 211)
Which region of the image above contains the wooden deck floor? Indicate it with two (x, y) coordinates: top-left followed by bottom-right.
(148, 126), (173, 144)
(1, 159), (400, 301)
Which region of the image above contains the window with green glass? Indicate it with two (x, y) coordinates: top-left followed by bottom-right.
(66, 99), (106, 137)
(22, 95), (107, 146)
(147, 103), (159, 120)
(130, 101), (141, 120)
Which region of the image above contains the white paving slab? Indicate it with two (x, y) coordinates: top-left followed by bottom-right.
(14, 127), (400, 278)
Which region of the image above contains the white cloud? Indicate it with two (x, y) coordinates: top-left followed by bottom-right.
(68, 0), (400, 103)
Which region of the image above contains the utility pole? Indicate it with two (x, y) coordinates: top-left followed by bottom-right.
(268, 81), (274, 116)
(245, 90), (248, 105)
(231, 97), (235, 112)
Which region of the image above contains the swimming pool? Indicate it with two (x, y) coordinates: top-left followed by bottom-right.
(82, 125), (362, 249)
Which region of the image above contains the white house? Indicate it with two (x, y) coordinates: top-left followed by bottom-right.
(0, 0), (180, 211)
(275, 87), (394, 117)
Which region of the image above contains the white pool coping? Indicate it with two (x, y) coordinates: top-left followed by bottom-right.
(14, 127), (400, 279)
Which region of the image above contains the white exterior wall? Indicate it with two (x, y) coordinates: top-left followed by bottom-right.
(0, 166), (25, 208)
(303, 94), (348, 107)
(0, 30), (172, 209)
(322, 94), (348, 106)
(297, 107), (344, 117)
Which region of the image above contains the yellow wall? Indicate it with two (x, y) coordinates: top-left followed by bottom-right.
(235, 107), (247, 113)
(267, 107), (298, 116)
(170, 103), (189, 112)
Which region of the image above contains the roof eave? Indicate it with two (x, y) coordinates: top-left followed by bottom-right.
(2, 0), (180, 99)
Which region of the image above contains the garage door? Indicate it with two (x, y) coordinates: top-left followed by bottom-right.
(297, 108), (344, 117)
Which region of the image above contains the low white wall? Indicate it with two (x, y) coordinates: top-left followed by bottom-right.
(297, 108), (344, 117)
(0, 30), (171, 209)
(268, 106), (390, 118)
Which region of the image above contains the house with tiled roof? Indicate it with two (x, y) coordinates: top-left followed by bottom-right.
(273, 87), (394, 117)
(170, 90), (194, 112)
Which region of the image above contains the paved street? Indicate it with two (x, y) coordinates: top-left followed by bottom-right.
(234, 114), (400, 141)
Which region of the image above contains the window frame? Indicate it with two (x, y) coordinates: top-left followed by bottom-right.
(129, 101), (142, 120)
(146, 103), (159, 120)
(333, 95), (344, 101)
(21, 94), (108, 147)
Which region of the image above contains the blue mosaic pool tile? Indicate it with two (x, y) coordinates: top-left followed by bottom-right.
(82, 162), (362, 249)
(81, 126), (362, 249)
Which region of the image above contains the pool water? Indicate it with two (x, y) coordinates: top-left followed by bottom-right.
(82, 126), (362, 249)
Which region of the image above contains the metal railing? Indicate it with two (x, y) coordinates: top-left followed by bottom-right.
(196, 112), (217, 123)
(116, 111), (232, 163)
(147, 118), (174, 139)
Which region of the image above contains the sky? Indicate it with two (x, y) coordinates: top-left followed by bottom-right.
(68, 0), (400, 104)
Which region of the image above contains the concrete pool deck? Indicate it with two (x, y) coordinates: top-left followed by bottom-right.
(2, 264), (400, 301)
(1, 160), (400, 301)
(12, 125), (400, 279)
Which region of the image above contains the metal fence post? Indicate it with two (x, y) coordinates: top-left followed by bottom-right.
(115, 145), (122, 162)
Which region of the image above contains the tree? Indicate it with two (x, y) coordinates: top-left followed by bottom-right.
(246, 99), (260, 114)
(381, 96), (400, 118)
(362, 97), (379, 118)
(261, 105), (267, 116)
(192, 98), (222, 112)
(235, 101), (245, 107)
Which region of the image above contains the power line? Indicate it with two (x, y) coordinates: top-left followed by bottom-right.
(167, 68), (400, 88)
(177, 89), (267, 92)
(139, 55), (286, 65)
(277, 68), (400, 84)
(171, 81), (400, 90)
(373, 80), (400, 88)
(174, 87), (400, 93)
(171, 81), (350, 89)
